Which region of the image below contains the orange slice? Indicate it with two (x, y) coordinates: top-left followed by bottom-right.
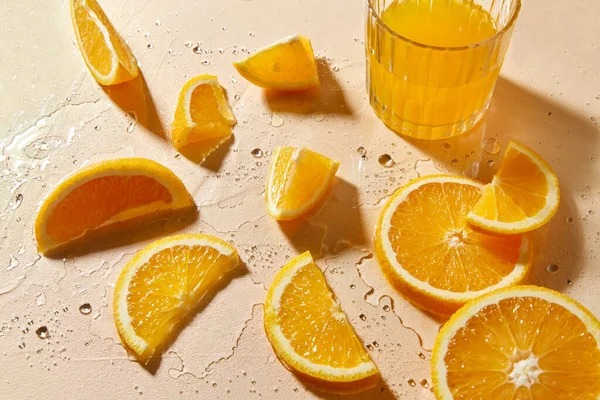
(264, 251), (379, 393)
(432, 285), (600, 399)
(468, 140), (560, 234)
(170, 75), (236, 160)
(34, 158), (193, 255)
(375, 175), (532, 317)
(70, 0), (139, 85)
(233, 34), (319, 91)
(266, 146), (339, 221)
(114, 234), (239, 360)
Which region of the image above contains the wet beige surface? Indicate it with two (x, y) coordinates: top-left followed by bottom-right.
(1, 0), (599, 398)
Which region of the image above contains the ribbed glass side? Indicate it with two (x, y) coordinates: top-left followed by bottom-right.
(366, 0), (519, 140)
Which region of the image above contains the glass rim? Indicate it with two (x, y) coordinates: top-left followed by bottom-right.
(366, 0), (522, 52)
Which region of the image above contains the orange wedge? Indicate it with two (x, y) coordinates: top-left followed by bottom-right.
(468, 140), (560, 234)
(375, 175), (532, 317)
(34, 158), (193, 255)
(114, 234), (239, 360)
(264, 251), (379, 393)
(432, 285), (600, 399)
(70, 0), (139, 85)
(233, 34), (319, 91)
(170, 75), (236, 160)
(266, 146), (339, 221)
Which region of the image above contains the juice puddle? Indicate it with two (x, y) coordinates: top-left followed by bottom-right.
(367, 0), (509, 138)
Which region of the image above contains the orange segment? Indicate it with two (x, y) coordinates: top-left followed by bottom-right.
(375, 175), (532, 317)
(432, 285), (600, 399)
(171, 75), (236, 160)
(233, 34), (319, 91)
(114, 234), (239, 359)
(468, 141), (560, 234)
(34, 158), (193, 255)
(266, 146), (339, 221)
(70, 0), (139, 85)
(264, 252), (379, 392)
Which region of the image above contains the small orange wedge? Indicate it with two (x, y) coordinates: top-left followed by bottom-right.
(233, 34), (319, 91)
(70, 0), (139, 85)
(34, 158), (193, 255)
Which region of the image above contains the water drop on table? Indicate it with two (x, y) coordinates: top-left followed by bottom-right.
(250, 148), (263, 158)
(451, 158), (458, 166)
(420, 379), (429, 389)
(234, 94), (240, 100)
(12, 194), (23, 210)
(382, 305), (390, 312)
(357, 146), (367, 156)
(407, 379), (416, 387)
(154, 20), (161, 26)
(313, 113), (325, 122)
(332, 66), (340, 72)
(79, 303), (92, 315)
(249, 32), (255, 37)
(184, 41), (193, 48)
(36, 326), (49, 339)
(547, 263), (559, 273)
(442, 142), (451, 151)
(147, 43), (154, 49)
(483, 137), (501, 155)
(418, 352), (426, 360)
(566, 217), (574, 224)
(218, 47), (225, 54)
(270, 113), (284, 128)
(350, 284), (356, 289)
(378, 154), (394, 168)
(487, 160), (495, 167)
(18, 342), (25, 349)
(192, 44), (201, 54)
(359, 314), (367, 321)
(94, 125), (101, 131)
(201, 60), (210, 66)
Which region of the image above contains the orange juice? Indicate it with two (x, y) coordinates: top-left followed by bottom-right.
(366, 0), (519, 139)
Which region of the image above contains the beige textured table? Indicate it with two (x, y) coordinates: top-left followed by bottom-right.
(1, 0), (599, 398)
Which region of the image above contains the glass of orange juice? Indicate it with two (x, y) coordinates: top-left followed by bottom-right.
(366, 0), (521, 140)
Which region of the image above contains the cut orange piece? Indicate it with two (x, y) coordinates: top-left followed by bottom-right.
(432, 285), (600, 399)
(70, 0), (139, 85)
(233, 34), (319, 91)
(266, 146), (339, 221)
(468, 140), (560, 234)
(264, 251), (379, 393)
(170, 75), (236, 160)
(114, 234), (239, 359)
(375, 175), (532, 317)
(34, 158), (193, 255)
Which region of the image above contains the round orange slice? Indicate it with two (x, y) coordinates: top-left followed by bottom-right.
(266, 146), (339, 221)
(375, 175), (532, 317)
(233, 34), (319, 91)
(34, 158), (193, 255)
(264, 251), (379, 393)
(432, 285), (600, 399)
(70, 0), (139, 85)
(467, 140), (560, 234)
(114, 234), (239, 360)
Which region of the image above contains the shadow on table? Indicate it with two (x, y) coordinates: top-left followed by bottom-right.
(177, 134), (234, 173)
(302, 376), (397, 400)
(264, 58), (354, 116)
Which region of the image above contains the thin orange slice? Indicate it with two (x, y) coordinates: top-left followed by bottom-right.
(70, 0), (139, 85)
(432, 285), (600, 399)
(375, 175), (532, 317)
(468, 140), (560, 234)
(114, 234), (239, 360)
(34, 158), (193, 255)
(233, 34), (319, 91)
(266, 146), (339, 221)
(264, 251), (379, 393)
(170, 75), (236, 160)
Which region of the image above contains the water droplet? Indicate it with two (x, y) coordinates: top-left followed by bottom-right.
(357, 146), (367, 156)
(359, 314), (367, 321)
(126, 113), (137, 133)
(184, 41), (193, 48)
(566, 279), (573, 285)
(12, 194), (23, 210)
(18, 342), (25, 349)
(94, 125), (101, 131)
(408, 379), (416, 387)
(36, 326), (49, 339)
(21, 327), (29, 334)
(372, 341), (379, 348)
(212, 383), (217, 388)
(420, 379), (429, 389)
(589, 210), (594, 215)
(442, 142), (451, 151)
(154, 20), (161, 26)
(313, 113), (325, 122)
(79, 303), (92, 315)
(566, 217), (574, 224)
(11, 316), (19, 322)
(147, 44), (154, 49)
(350, 284), (356, 289)
(487, 160), (495, 167)
(234, 94), (240, 100)
(27, 319), (34, 326)
(270, 113), (284, 128)
(144, 32), (150, 38)
(249, 32), (255, 37)
(201, 60), (210, 66)
(250, 148), (263, 158)
(218, 47), (225, 54)
(382, 305), (390, 312)
(192, 44), (202, 54)
(546, 263), (559, 273)
(265, 150), (272, 156)
(366, 344), (373, 351)
(483, 137), (501, 155)
(222, 26), (227, 31)
(332, 66), (340, 72)
(174, 153), (182, 159)
(251, 381), (256, 385)
(378, 154), (394, 168)
(418, 352), (426, 360)
(232, 48), (239, 55)
(451, 159), (458, 166)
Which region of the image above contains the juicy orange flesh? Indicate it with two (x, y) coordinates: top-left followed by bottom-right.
(444, 297), (600, 398)
(472, 146), (549, 223)
(240, 38), (317, 85)
(187, 83), (232, 142)
(127, 244), (233, 352)
(278, 264), (370, 368)
(269, 147), (337, 211)
(72, 0), (135, 75)
(46, 175), (172, 242)
(388, 181), (523, 292)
